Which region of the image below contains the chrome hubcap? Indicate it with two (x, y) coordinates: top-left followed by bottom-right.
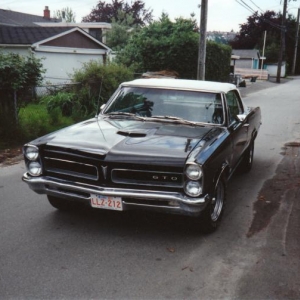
(211, 181), (224, 222)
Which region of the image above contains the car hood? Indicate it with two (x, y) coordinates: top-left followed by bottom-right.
(32, 117), (220, 166)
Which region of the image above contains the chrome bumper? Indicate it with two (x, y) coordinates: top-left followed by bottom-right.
(22, 173), (209, 216)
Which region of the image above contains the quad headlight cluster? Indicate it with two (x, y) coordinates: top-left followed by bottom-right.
(23, 145), (42, 176)
(184, 163), (203, 197)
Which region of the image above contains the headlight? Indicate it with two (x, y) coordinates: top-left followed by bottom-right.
(28, 162), (42, 176)
(185, 164), (202, 180)
(24, 145), (39, 161)
(184, 181), (202, 197)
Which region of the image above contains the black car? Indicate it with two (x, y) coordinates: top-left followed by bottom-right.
(23, 78), (261, 232)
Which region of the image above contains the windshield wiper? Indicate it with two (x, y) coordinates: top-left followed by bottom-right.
(106, 112), (145, 120)
(149, 115), (204, 126)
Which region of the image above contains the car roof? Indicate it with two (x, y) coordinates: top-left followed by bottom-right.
(121, 78), (237, 94)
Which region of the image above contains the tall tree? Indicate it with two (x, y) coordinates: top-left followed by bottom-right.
(106, 10), (138, 50)
(82, 0), (153, 26)
(54, 7), (76, 23)
(230, 11), (282, 49)
(116, 14), (231, 81)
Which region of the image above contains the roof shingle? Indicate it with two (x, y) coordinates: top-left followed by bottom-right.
(0, 26), (74, 44)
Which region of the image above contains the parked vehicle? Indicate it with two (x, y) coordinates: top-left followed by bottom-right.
(22, 78), (261, 232)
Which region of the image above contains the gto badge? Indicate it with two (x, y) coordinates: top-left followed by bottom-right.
(152, 175), (178, 181)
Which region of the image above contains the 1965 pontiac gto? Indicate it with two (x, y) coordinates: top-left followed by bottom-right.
(22, 78), (261, 232)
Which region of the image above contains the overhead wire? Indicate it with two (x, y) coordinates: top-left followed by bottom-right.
(248, 0), (264, 13)
(235, 0), (285, 31)
(236, 0), (297, 44)
(235, 0), (256, 14)
(238, 0), (257, 14)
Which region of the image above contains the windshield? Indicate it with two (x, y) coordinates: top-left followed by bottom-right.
(104, 87), (224, 124)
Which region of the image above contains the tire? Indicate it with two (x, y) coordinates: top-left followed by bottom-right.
(200, 178), (226, 233)
(240, 141), (254, 173)
(47, 195), (73, 211)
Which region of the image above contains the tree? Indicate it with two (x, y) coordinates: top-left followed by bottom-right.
(106, 10), (138, 50)
(54, 7), (76, 23)
(0, 52), (44, 138)
(82, 0), (153, 26)
(230, 11), (282, 49)
(116, 15), (231, 81)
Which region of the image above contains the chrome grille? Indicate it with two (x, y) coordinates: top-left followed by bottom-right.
(42, 147), (184, 189)
(42, 148), (100, 183)
(111, 169), (183, 187)
(44, 157), (98, 181)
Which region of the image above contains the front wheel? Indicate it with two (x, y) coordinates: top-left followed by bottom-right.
(200, 178), (226, 233)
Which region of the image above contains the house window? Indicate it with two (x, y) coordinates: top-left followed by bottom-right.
(89, 29), (102, 42)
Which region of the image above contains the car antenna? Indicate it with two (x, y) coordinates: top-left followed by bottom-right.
(96, 77), (103, 116)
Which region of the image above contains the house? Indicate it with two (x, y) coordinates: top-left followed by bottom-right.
(231, 49), (268, 80)
(231, 49), (261, 69)
(0, 6), (112, 84)
(0, 26), (111, 84)
(36, 21), (111, 45)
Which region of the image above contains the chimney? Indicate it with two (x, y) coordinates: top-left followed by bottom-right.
(43, 6), (50, 19)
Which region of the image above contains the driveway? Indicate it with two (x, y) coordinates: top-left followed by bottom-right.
(0, 77), (300, 299)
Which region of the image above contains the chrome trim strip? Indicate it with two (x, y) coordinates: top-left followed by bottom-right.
(22, 173), (208, 205)
(123, 201), (180, 210)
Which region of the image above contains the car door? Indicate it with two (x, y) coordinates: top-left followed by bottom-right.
(226, 90), (249, 169)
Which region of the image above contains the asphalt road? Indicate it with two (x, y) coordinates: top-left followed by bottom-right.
(1, 78), (300, 299)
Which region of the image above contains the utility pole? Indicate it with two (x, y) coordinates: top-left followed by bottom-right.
(276, 0), (288, 83)
(292, 7), (300, 75)
(197, 0), (208, 80)
(260, 30), (267, 79)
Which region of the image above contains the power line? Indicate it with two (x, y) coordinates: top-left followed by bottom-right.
(235, 0), (256, 14)
(248, 0), (264, 13)
(235, 0), (285, 31)
(239, 0), (257, 14)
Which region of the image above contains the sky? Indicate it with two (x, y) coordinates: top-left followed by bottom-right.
(2, 0), (300, 31)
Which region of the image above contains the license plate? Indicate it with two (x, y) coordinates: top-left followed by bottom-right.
(90, 194), (123, 211)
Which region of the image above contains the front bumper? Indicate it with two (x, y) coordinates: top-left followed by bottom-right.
(22, 173), (210, 216)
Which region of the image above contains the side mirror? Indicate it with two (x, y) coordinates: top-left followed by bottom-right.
(96, 104), (106, 117)
(236, 114), (246, 122)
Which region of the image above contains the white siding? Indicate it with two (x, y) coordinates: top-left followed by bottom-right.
(265, 63), (286, 77)
(1, 46), (105, 84)
(35, 51), (104, 84)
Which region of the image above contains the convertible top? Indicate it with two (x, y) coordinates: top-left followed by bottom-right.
(121, 78), (237, 94)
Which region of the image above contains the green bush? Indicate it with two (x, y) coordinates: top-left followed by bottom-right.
(72, 61), (134, 117)
(19, 103), (73, 141)
(206, 41), (232, 82)
(42, 92), (76, 117)
(0, 52), (45, 136)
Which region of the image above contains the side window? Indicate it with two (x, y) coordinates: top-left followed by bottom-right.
(226, 90), (243, 124)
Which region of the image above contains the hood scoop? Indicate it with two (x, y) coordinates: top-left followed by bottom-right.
(117, 130), (148, 138)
